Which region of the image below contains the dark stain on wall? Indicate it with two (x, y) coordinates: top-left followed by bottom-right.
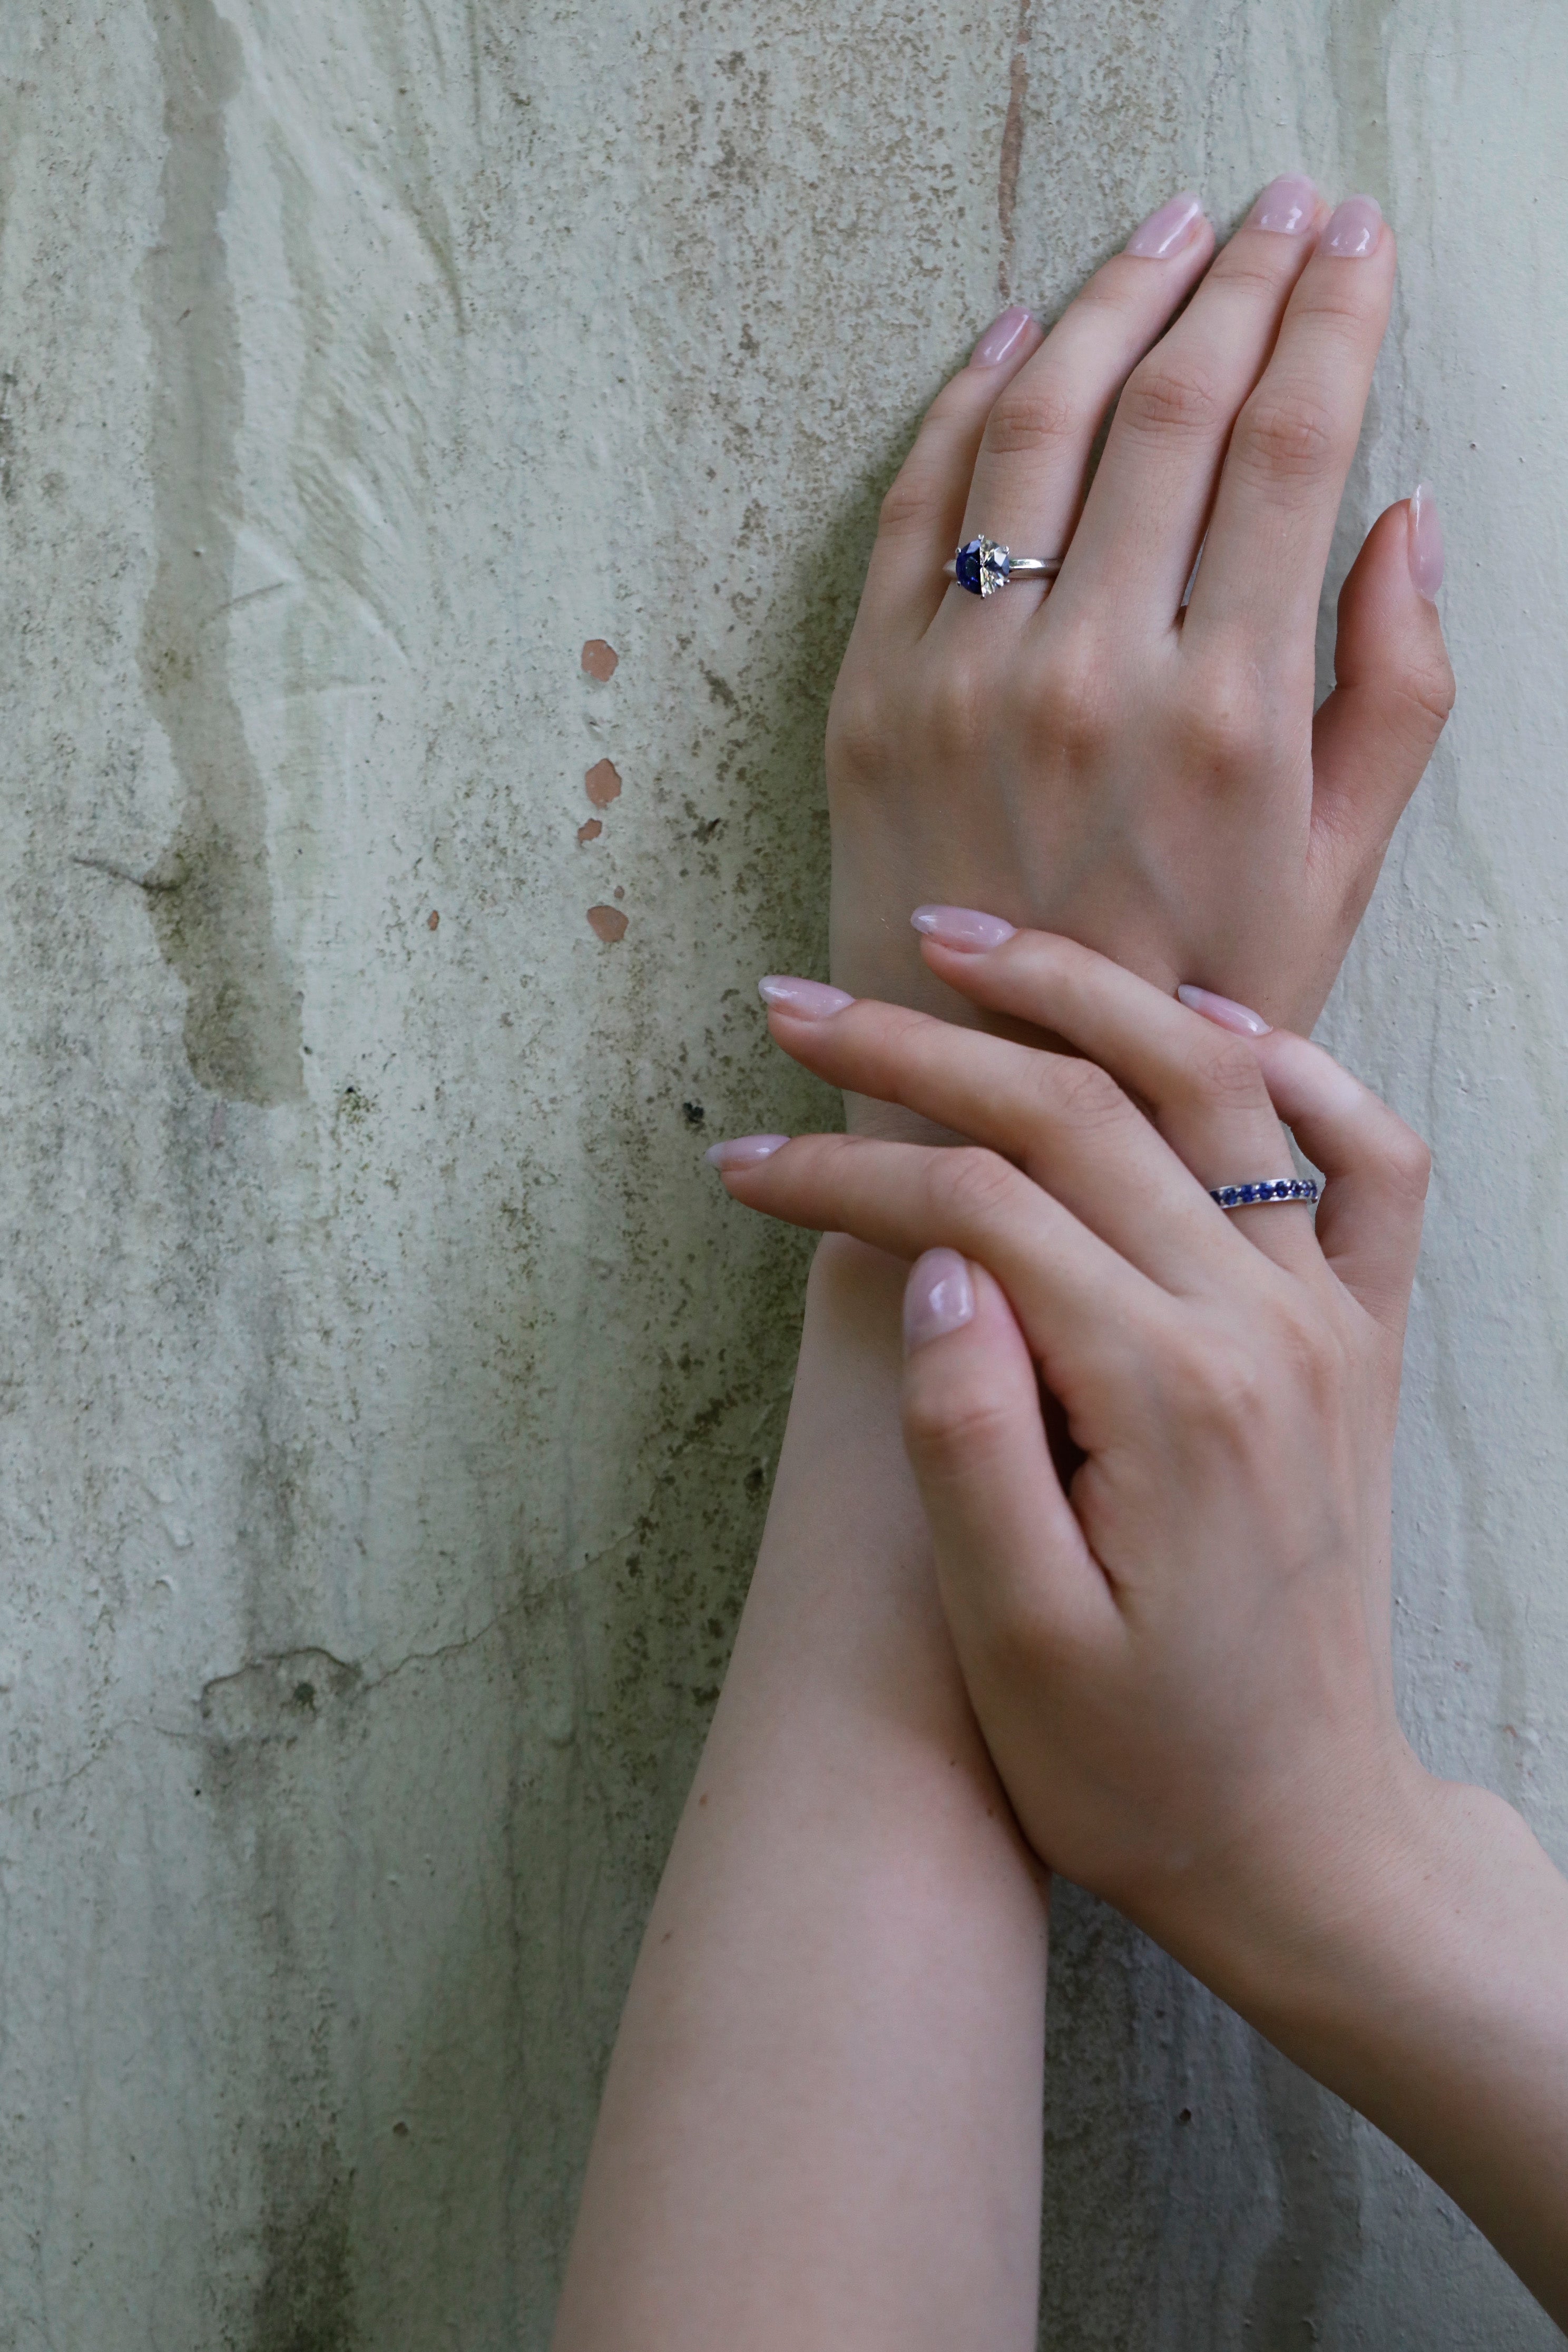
(140, 0), (303, 1104)
(251, 2163), (359, 2352)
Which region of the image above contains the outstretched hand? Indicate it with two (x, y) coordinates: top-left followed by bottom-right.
(828, 180), (1453, 1111)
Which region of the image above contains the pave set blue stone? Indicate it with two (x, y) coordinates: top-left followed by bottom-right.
(1209, 1177), (1321, 1211)
(945, 536), (1064, 596)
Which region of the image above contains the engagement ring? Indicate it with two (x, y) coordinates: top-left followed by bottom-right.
(943, 535), (1064, 597)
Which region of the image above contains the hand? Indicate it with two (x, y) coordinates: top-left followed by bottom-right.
(710, 922), (1431, 1975)
(827, 181), (1454, 1094)
(708, 930), (1568, 2328)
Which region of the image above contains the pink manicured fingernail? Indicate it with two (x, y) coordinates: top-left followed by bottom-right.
(910, 905), (1017, 953)
(1124, 192), (1205, 259)
(1408, 482), (1444, 601)
(758, 975), (855, 1019)
(903, 1249), (975, 1353)
(1320, 194), (1383, 258)
(970, 305), (1035, 369)
(1177, 984), (1272, 1037)
(705, 1134), (790, 1169)
(1251, 174), (1318, 234)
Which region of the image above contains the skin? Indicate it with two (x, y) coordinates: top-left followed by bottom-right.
(716, 930), (1568, 2328)
(554, 182), (1453, 2352)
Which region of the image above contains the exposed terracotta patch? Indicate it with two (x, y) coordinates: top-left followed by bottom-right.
(613, 886), (625, 901)
(427, 909), (439, 930)
(585, 757), (622, 807)
(587, 904), (628, 943)
(581, 639), (619, 681)
(577, 817), (603, 845)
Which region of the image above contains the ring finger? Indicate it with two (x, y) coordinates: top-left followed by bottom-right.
(906, 919), (1321, 1276)
(753, 966), (1296, 1290)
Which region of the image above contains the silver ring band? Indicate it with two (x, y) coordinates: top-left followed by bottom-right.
(945, 535), (1063, 597)
(1210, 1177), (1320, 1210)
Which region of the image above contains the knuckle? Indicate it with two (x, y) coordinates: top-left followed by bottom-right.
(933, 1145), (1022, 1227)
(1033, 631), (1116, 763)
(1181, 1032), (1269, 1112)
(924, 654), (991, 761)
(1170, 1329), (1266, 1429)
(982, 373), (1082, 460)
(825, 673), (888, 781)
(1118, 360), (1226, 445)
(1403, 649), (1458, 732)
(1378, 1116), (1433, 1202)
(1043, 1054), (1129, 1132)
(903, 1375), (1020, 1481)
(1173, 661), (1272, 779)
(877, 463), (939, 540)
(1230, 390), (1341, 489)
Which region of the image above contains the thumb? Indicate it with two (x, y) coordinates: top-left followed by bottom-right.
(1309, 487), (1456, 911)
(899, 1252), (1113, 1678)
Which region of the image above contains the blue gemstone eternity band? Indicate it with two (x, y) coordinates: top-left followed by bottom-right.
(1209, 1177), (1320, 1210)
(944, 535), (1064, 597)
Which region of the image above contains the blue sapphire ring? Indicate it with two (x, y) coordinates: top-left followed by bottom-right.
(944, 535), (1063, 597)
(1209, 1176), (1320, 1211)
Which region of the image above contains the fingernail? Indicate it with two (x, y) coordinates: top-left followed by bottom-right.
(1124, 192), (1205, 260)
(903, 1249), (975, 1354)
(1320, 193), (1383, 258)
(1250, 174), (1318, 234)
(910, 905), (1017, 953)
(758, 975), (855, 1020)
(970, 305), (1035, 369)
(1177, 983), (1272, 1037)
(1408, 481), (1444, 601)
(705, 1134), (790, 1170)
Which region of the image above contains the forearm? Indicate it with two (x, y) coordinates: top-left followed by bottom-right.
(1211, 1771), (1568, 2327)
(553, 1236), (1048, 2352)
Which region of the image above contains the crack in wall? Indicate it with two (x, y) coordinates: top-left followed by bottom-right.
(139, 0), (302, 1105)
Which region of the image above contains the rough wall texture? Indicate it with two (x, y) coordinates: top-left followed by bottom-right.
(0, 2), (1562, 2345)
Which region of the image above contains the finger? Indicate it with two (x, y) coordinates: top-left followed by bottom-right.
(1240, 1027), (1430, 1331)
(1052, 174), (1329, 626)
(756, 976), (1249, 1290)
(1183, 196), (1396, 661)
(858, 308), (1045, 640)
(705, 1130), (1167, 1436)
(898, 926), (1318, 1278)
(1309, 488), (1455, 905)
(899, 1255), (1119, 1667)
(943, 195), (1216, 625)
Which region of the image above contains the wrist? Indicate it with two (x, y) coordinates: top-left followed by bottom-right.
(1174, 1753), (1566, 2112)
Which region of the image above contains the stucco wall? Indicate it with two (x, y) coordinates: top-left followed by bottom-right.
(1, 3), (1563, 2345)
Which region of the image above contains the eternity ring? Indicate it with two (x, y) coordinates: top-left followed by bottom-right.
(1209, 1177), (1320, 1210)
(943, 535), (1064, 598)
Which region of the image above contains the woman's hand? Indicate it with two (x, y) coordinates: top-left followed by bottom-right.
(709, 924), (1568, 2329)
(713, 923), (1428, 1958)
(827, 181), (1454, 1092)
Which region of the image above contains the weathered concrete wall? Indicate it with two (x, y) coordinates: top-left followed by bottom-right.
(0, 2), (1562, 2345)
